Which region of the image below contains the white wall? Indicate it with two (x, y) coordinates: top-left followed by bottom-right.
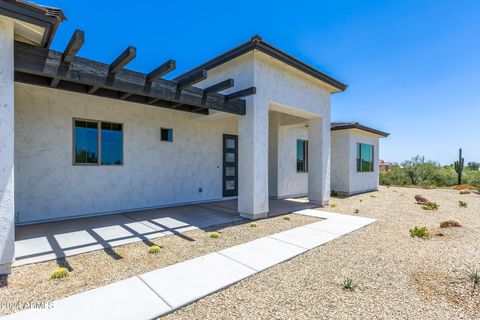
(331, 129), (380, 195)
(14, 83), (237, 224)
(0, 16), (15, 273)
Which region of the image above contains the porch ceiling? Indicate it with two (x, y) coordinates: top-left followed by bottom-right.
(13, 31), (256, 115)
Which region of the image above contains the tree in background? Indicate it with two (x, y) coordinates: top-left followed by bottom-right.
(467, 161), (480, 171)
(454, 148), (464, 185)
(401, 155), (426, 185)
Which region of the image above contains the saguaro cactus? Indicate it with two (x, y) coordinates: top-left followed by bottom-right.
(454, 148), (464, 185)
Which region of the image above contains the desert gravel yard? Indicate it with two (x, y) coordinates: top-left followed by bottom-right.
(161, 186), (480, 320)
(0, 214), (320, 316)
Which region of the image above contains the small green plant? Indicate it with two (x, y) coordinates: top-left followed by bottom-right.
(283, 215), (291, 221)
(148, 245), (161, 254)
(331, 190), (339, 197)
(467, 266), (479, 291)
(459, 200), (468, 208)
(249, 222), (257, 227)
(409, 226), (430, 239)
(359, 199), (363, 202)
(330, 203), (337, 208)
(422, 202), (439, 211)
(343, 277), (357, 291)
(354, 209), (360, 214)
(51, 267), (69, 279)
(370, 195), (377, 198)
(210, 231), (220, 238)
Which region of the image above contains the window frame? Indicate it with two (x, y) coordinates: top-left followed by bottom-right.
(356, 143), (374, 172)
(296, 139), (309, 173)
(72, 118), (124, 166)
(160, 128), (173, 142)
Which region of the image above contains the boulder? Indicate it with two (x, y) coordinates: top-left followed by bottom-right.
(440, 220), (462, 228)
(470, 189), (480, 195)
(415, 195), (429, 204)
(459, 189), (471, 194)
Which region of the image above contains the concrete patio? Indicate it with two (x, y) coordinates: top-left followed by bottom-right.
(14, 198), (319, 266)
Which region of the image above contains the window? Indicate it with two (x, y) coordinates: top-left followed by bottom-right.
(161, 128), (173, 142)
(296, 139), (308, 172)
(74, 119), (123, 165)
(356, 143), (374, 172)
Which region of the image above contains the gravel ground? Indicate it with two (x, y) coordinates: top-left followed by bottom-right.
(0, 214), (319, 316)
(161, 186), (480, 320)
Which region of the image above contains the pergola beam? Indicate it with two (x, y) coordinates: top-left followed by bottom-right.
(14, 41), (246, 115)
(176, 69), (207, 89)
(147, 59), (175, 82)
(226, 87), (256, 100)
(63, 29), (84, 63)
(204, 79), (234, 95)
(109, 46), (136, 75)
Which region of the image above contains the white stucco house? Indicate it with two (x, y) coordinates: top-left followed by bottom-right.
(0, 0), (388, 273)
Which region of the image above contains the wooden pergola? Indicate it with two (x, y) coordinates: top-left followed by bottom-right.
(14, 29), (256, 115)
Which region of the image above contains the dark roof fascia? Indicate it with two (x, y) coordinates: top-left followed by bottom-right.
(331, 122), (390, 137)
(0, 0), (65, 47)
(174, 36), (347, 92)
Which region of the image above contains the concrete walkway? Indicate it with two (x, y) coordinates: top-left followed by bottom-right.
(15, 199), (317, 266)
(4, 209), (375, 320)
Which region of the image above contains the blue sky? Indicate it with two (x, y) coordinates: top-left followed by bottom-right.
(46, 0), (480, 165)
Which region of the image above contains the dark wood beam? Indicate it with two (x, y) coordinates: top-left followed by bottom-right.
(226, 87), (256, 100)
(176, 69), (207, 89)
(63, 30), (84, 63)
(120, 93), (132, 100)
(204, 79), (234, 95)
(14, 41), (246, 115)
(109, 46), (136, 75)
(147, 60), (175, 82)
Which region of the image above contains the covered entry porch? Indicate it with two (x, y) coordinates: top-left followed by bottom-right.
(14, 198), (319, 266)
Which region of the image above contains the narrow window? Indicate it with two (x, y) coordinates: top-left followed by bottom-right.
(74, 120), (99, 164)
(161, 128), (173, 142)
(74, 119), (123, 165)
(356, 143), (374, 172)
(296, 139), (308, 172)
(101, 122), (123, 165)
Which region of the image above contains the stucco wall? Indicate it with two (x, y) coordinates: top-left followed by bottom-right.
(331, 129), (380, 195)
(14, 83), (237, 224)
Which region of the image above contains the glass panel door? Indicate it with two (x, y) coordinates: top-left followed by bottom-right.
(223, 134), (238, 197)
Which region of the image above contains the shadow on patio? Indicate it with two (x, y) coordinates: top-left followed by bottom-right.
(14, 198), (319, 267)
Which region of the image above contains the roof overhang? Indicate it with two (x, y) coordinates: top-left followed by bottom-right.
(331, 122), (390, 137)
(175, 35), (348, 93)
(0, 0), (65, 47)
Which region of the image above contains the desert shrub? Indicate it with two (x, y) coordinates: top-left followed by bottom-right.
(209, 231), (220, 238)
(467, 266), (479, 291)
(459, 200), (468, 208)
(148, 245), (161, 254)
(380, 166), (409, 186)
(331, 190), (339, 197)
(421, 167), (457, 187)
(330, 203), (337, 208)
(440, 220), (462, 228)
(422, 202), (439, 211)
(51, 267), (69, 279)
(249, 222), (257, 228)
(283, 216), (291, 221)
(410, 226), (430, 238)
(354, 209), (360, 214)
(343, 277), (357, 291)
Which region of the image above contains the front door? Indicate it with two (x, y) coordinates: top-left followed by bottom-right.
(223, 134), (238, 197)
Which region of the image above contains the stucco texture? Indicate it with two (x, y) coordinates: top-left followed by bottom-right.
(14, 84), (237, 224)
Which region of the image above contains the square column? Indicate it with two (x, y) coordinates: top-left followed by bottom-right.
(238, 99), (269, 219)
(308, 116), (330, 205)
(0, 17), (15, 274)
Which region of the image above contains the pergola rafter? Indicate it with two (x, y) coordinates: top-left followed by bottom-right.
(14, 32), (255, 116)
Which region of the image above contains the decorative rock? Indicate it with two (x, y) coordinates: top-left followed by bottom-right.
(459, 189), (470, 194)
(470, 189), (480, 195)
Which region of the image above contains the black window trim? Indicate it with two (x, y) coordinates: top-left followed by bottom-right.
(160, 128), (173, 142)
(296, 139), (308, 173)
(73, 118), (124, 166)
(356, 142), (374, 173)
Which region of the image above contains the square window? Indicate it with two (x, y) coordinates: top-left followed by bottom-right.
(161, 128), (173, 142)
(225, 152), (235, 163)
(225, 138), (235, 149)
(225, 180), (235, 190)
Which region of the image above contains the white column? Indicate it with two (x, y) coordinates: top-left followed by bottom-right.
(0, 17), (15, 274)
(238, 99), (269, 219)
(308, 116), (330, 205)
